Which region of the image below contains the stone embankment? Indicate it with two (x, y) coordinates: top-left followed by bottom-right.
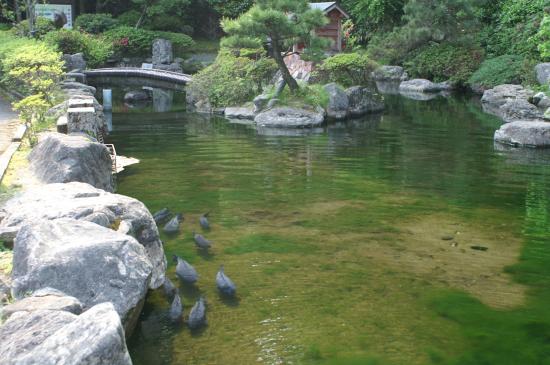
(0, 75), (166, 363)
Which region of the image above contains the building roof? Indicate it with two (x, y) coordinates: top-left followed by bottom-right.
(309, 2), (349, 18)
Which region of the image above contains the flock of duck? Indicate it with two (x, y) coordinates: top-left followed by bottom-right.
(152, 209), (237, 330)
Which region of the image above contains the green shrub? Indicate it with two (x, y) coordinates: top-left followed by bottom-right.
(103, 26), (194, 56)
(1, 35), (63, 99)
(484, 0), (546, 58)
(269, 83), (330, 109)
(187, 50), (277, 107)
(468, 55), (528, 90)
(75, 13), (118, 34)
(404, 43), (485, 86)
(11, 18), (55, 38)
(44, 30), (113, 68)
(313, 52), (378, 87)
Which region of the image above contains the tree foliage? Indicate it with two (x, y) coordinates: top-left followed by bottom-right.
(221, 0), (328, 92)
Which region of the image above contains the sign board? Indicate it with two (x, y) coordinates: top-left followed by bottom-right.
(141, 63), (153, 70)
(35, 4), (73, 29)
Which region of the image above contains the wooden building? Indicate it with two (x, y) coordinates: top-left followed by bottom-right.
(295, 2), (350, 53)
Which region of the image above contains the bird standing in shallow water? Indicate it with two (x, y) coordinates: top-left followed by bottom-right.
(188, 296), (207, 329)
(199, 212), (210, 230)
(193, 231), (212, 250)
(164, 213), (183, 234)
(169, 290), (183, 323)
(173, 255), (198, 284)
(216, 265), (236, 297)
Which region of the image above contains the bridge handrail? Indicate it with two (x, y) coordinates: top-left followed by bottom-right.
(84, 68), (192, 84)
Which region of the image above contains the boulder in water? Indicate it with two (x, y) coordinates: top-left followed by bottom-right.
(255, 106), (325, 128)
(494, 121), (550, 148)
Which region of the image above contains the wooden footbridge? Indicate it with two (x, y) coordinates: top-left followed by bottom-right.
(84, 68), (192, 90)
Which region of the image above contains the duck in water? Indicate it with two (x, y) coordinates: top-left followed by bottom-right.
(188, 296), (206, 329)
(163, 213), (183, 234)
(193, 231), (212, 250)
(199, 212), (210, 230)
(173, 255), (198, 284)
(169, 290), (183, 323)
(216, 265), (236, 297)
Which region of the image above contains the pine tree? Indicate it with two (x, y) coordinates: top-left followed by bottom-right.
(221, 0), (328, 93)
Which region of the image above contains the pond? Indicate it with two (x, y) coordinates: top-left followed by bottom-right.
(104, 88), (550, 365)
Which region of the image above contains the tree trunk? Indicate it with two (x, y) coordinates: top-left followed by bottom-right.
(15, 0), (22, 22)
(135, 5), (147, 29)
(25, 0), (35, 36)
(271, 39), (299, 93)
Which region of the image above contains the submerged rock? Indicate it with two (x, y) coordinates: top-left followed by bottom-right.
(494, 121), (550, 148)
(124, 90), (151, 103)
(28, 133), (114, 192)
(0, 182), (166, 289)
(11, 218), (152, 333)
(255, 106), (325, 128)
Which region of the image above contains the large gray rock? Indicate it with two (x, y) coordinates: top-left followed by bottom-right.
(0, 182), (166, 289)
(535, 63), (550, 85)
(28, 133), (113, 192)
(124, 90), (150, 103)
(2, 289), (82, 320)
(494, 121), (550, 148)
(255, 106), (325, 128)
(399, 79), (452, 93)
(152, 38), (173, 65)
(0, 309), (77, 364)
(225, 106), (256, 120)
(11, 218), (152, 332)
(0, 303), (132, 365)
(481, 84), (534, 107)
(346, 86), (384, 117)
(324, 83), (349, 120)
(372, 66), (408, 82)
(62, 53), (87, 72)
(481, 84), (540, 122)
(498, 99), (544, 123)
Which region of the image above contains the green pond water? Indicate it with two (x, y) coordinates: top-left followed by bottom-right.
(105, 90), (550, 365)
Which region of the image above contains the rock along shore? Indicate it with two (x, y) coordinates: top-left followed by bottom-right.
(0, 77), (167, 364)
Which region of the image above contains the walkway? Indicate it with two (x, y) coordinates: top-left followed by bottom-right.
(0, 97), (19, 154)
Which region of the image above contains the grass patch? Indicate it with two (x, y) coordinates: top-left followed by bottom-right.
(224, 233), (313, 255)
